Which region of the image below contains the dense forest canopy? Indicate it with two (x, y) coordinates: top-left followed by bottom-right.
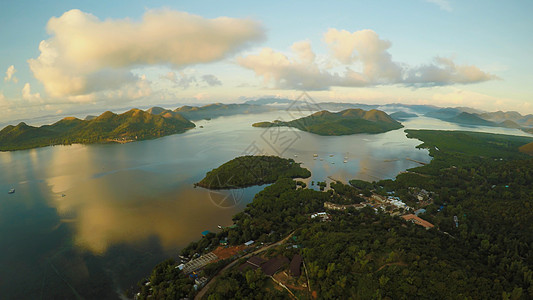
(252, 109), (403, 135)
(197, 155), (311, 189)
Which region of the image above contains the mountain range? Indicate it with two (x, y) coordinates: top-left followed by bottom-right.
(0, 109), (195, 151)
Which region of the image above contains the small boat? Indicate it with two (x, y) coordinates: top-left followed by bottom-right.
(320, 158), (324, 161)
(313, 154), (318, 157)
(61, 194), (66, 197)
(8, 188), (15, 194)
(329, 154), (334, 157)
(344, 160), (348, 163)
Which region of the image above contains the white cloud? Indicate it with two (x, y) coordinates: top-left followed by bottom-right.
(28, 9), (264, 98)
(22, 83), (42, 102)
(404, 57), (499, 86)
(238, 29), (496, 90)
(425, 0), (452, 12)
(4, 65), (18, 83)
(324, 29), (402, 83)
(201, 74), (222, 86)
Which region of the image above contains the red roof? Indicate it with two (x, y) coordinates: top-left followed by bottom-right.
(401, 214), (434, 229)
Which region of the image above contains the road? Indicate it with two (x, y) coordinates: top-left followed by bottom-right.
(194, 231), (295, 300)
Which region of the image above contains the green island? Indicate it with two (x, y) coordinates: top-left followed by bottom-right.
(0, 108), (195, 151)
(196, 155), (311, 189)
(252, 109), (403, 135)
(135, 130), (533, 300)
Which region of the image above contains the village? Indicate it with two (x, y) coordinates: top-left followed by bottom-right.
(137, 183), (439, 300)
(320, 185), (435, 229)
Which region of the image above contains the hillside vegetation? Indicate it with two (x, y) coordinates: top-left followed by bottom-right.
(0, 109), (195, 151)
(252, 109), (403, 135)
(197, 155), (311, 189)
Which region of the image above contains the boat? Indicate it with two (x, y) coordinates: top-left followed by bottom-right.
(8, 188), (15, 194)
(313, 154), (318, 157)
(294, 154), (298, 157)
(344, 160), (347, 163)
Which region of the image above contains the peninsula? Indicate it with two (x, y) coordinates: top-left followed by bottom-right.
(0, 108), (195, 151)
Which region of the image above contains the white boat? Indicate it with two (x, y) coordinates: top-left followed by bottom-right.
(8, 188), (15, 194)
(313, 154), (318, 157)
(344, 160), (348, 163)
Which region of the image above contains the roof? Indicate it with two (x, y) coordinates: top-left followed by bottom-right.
(239, 256), (266, 272)
(261, 256), (289, 276)
(247, 256), (266, 268)
(401, 214), (434, 229)
(289, 254), (302, 277)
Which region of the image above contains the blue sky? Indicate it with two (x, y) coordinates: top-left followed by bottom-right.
(1, 0), (532, 122)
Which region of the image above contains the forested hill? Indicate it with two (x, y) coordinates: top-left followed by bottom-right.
(154, 103), (274, 120)
(0, 108), (195, 151)
(252, 108), (403, 135)
(196, 155), (311, 189)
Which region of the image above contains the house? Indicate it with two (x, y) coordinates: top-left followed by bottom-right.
(261, 256), (289, 276)
(195, 277), (208, 287)
(289, 254), (302, 277)
(239, 256), (266, 272)
(311, 212), (329, 221)
(244, 240), (254, 246)
(401, 214), (434, 229)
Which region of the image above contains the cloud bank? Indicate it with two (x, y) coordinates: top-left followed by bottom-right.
(28, 9), (264, 99)
(238, 29), (497, 90)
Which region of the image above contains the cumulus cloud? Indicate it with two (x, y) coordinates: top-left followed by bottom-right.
(22, 83), (42, 102)
(28, 9), (264, 99)
(404, 57), (499, 86)
(238, 29), (497, 90)
(4, 65), (18, 83)
(324, 29), (403, 83)
(425, 0), (452, 12)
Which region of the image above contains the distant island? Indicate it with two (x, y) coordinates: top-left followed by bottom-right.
(425, 107), (533, 132)
(389, 111), (418, 121)
(196, 155), (311, 189)
(252, 108), (403, 135)
(0, 108), (195, 151)
(147, 103), (274, 121)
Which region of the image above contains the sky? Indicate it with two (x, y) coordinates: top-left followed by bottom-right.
(1, 0), (533, 123)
